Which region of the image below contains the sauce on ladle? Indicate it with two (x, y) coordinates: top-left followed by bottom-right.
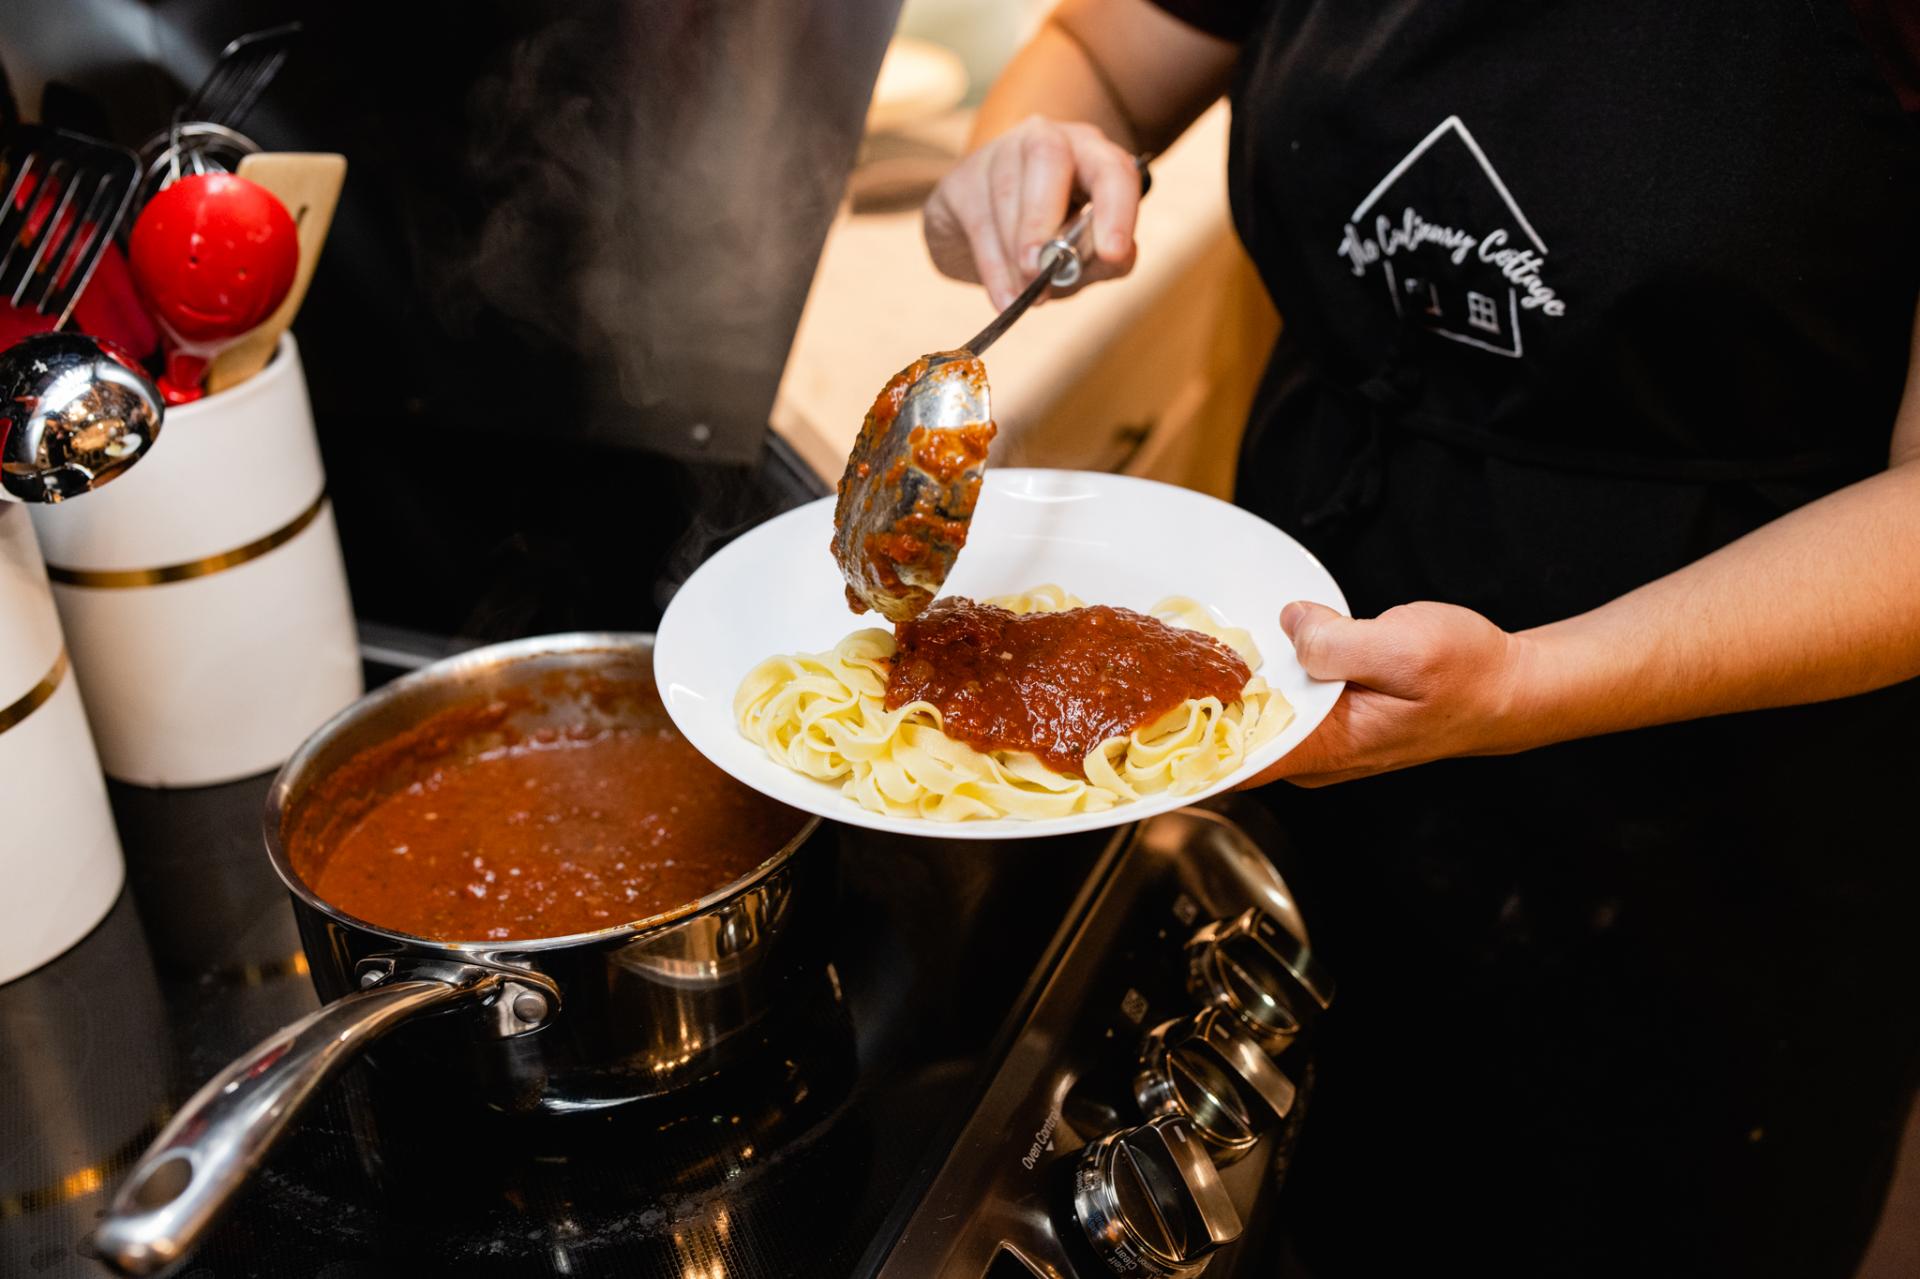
(829, 351), (995, 622)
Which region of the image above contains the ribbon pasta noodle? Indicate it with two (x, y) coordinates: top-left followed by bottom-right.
(733, 587), (1293, 822)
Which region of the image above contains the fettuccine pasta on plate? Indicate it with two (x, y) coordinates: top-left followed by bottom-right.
(733, 586), (1293, 822)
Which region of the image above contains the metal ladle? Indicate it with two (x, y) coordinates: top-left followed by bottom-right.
(0, 332), (165, 503)
(831, 157), (1150, 621)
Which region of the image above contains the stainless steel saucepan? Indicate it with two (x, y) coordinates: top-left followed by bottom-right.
(93, 633), (824, 1276)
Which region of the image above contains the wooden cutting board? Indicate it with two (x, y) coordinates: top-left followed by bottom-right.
(205, 152), (346, 394)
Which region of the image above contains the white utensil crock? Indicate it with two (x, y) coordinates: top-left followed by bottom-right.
(29, 332), (362, 787)
(0, 505), (124, 983)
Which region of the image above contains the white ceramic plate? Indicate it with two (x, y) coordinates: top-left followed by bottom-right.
(655, 468), (1348, 840)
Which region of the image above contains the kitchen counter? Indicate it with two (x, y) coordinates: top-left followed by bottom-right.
(771, 103), (1278, 499)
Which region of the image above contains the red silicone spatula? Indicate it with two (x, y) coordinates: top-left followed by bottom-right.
(127, 171), (297, 404)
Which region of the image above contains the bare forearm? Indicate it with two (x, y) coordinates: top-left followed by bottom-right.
(1262, 458), (1920, 787)
(972, 20), (1142, 151)
(1517, 461), (1920, 745)
(970, 0), (1237, 153)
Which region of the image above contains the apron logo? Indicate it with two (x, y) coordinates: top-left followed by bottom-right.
(1336, 115), (1565, 359)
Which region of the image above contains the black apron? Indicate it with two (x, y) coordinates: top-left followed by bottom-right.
(1216, 3), (1920, 1275)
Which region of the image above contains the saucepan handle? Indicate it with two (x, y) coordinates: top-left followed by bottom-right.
(92, 974), (493, 1275)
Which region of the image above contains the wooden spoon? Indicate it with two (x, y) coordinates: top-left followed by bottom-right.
(205, 152), (345, 394)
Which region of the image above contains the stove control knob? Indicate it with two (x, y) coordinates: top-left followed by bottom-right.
(1186, 908), (1334, 1051)
(1133, 1007), (1296, 1163)
(1072, 1116), (1242, 1277)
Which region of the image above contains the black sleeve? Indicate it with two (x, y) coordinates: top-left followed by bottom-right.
(1143, 0), (1262, 43)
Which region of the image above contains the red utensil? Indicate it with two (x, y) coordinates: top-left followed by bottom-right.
(127, 172), (297, 404)
(71, 240), (160, 358)
(0, 243), (160, 358)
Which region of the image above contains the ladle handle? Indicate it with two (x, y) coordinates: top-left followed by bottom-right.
(1045, 152), (1152, 290)
(92, 976), (484, 1276)
(1037, 200), (1099, 291)
(963, 153), (1153, 357)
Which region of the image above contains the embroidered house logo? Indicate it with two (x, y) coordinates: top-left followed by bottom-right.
(1336, 116), (1564, 359)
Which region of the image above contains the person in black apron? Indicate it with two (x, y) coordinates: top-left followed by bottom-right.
(923, 2), (1920, 1275)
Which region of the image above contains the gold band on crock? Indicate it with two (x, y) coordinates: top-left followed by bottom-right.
(0, 648), (68, 737)
(43, 490), (329, 590)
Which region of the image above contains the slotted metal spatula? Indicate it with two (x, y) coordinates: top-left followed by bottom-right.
(0, 124), (141, 329)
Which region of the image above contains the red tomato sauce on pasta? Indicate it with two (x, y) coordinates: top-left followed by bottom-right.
(884, 598), (1252, 777)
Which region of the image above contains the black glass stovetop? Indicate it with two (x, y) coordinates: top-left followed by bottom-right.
(0, 706), (1113, 1279)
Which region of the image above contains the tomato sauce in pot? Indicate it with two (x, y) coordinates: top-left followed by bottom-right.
(289, 684), (807, 943)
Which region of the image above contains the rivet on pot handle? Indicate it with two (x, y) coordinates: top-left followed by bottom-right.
(92, 960), (556, 1276)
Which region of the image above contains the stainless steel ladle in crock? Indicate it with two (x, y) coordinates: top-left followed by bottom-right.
(92, 633), (823, 1276)
(0, 331), (164, 503)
